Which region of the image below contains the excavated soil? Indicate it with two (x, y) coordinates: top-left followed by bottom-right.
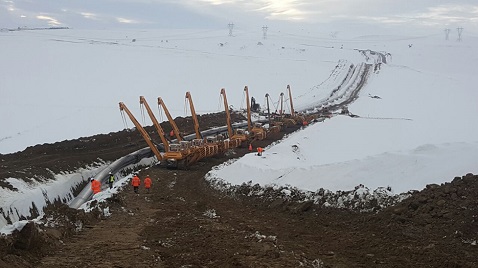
(1, 112), (478, 267)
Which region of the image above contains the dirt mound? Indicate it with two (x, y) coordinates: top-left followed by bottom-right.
(0, 203), (102, 268)
(381, 173), (478, 245)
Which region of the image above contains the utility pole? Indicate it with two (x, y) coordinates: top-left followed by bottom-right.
(444, 28), (450, 40)
(262, 25), (268, 40)
(228, 22), (234, 36)
(457, 27), (463, 42)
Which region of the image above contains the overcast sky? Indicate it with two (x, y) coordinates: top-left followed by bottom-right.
(1, 0), (477, 32)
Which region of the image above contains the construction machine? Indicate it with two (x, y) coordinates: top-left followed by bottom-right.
(184, 91), (221, 163)
(286, 85), (319, 124)
(264, 93), (281, 134)
(244, 86), (266, 141)
(279, 91), (297, 127)
(220, 88), (248, 142)
(119, 102), (163, 162)
(139, 96), (193, 168)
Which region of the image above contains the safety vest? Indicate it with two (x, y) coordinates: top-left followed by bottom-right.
(132, 176), (141, 187)
(108, 175), (115, 183)
(144, 177), (152, 188)
(91, 180), (101, 194)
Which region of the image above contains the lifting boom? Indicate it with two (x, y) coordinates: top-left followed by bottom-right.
(157, 97), (183, 142)
(279, 92), (284, 115)
(265, 93), (271, 124)
(139, 96), (170, 152)
(244, 86), (252, 132)
(288, 85), (295, 117)
(220, 88), (234, 139)
(119, 102), (162, 161)
(185, 91), (202, 140)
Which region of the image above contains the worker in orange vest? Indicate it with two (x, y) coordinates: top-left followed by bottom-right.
(248, 143), (253, 152)
(257, 147), (263, 156)
(90, 178), (101, 194)
(144, 175), (152, 193)
(132, 174), (141, 194)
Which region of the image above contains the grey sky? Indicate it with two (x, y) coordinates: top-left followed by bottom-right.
(1, 0), (477, 31)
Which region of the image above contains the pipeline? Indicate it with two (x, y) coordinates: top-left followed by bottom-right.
(68, 120), (264, 209)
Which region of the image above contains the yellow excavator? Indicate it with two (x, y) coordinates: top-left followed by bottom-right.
(119, 102), (163, 162)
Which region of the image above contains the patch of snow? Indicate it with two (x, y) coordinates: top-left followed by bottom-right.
(0, 163), (107, 230)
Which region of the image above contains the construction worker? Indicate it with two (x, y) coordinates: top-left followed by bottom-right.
(132, 174), (141, 194)
(257, 147), (263, 156)
(107, 172), (115, 189)
(248, 143), (253, 152)
(90, 178), (101, 194)
(144, 175), (152, 193)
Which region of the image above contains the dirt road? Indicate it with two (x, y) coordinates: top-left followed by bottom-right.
(33, 149), (478, 268)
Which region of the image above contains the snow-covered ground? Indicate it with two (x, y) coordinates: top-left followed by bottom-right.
(208, 33), (478, 194)
(2, 27), (478, 232)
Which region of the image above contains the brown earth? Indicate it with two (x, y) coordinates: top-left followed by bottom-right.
(1, 112), (478, 267)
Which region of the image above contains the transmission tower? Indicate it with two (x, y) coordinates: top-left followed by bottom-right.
(228, 22), (234, 36)
(262, 25), (268, 40)
(457, 27), (463, 42)
(444, 28), (450, 40)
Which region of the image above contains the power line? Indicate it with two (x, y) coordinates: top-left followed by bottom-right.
(457, 27), (464, 42)
(228, 22), (234, 36)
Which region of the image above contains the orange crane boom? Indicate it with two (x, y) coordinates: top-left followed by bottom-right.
(220, 88), (248, 142)
(279, 92), (284, 115)
(220, 88), (234, 139)
(185, 91), (202, 140)
(139, 96), (170, 152)
(119, 102), (162, 161)
(244, 86), (252, 132)
(157, 97), (183, 142)
(288, 85), (295, 117)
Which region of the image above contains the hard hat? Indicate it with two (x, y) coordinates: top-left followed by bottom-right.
(90, 178), (94, 181)
(109, 172), (112, 175)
